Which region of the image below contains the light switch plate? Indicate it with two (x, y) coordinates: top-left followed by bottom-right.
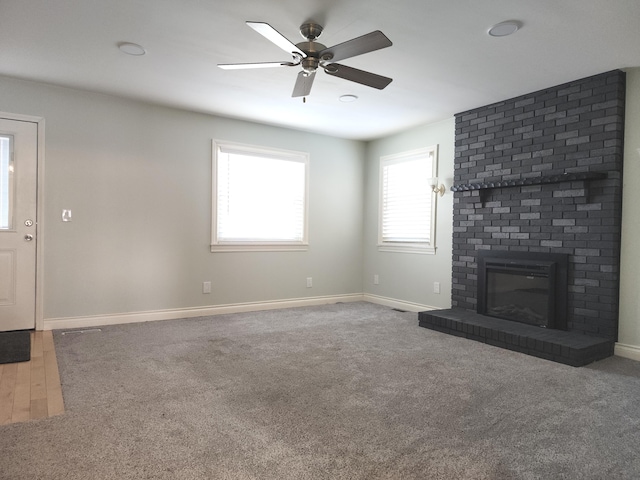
(62, 209), (72, 222)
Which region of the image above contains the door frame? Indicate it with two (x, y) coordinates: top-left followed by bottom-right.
(0, 111), (45, 331)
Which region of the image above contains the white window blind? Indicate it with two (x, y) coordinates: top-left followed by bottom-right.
(379, 146), (437, 254)
(212, 141), (309, 251)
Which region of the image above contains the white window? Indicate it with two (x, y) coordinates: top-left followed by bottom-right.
(379, 146), (438, 254)
(211, 140), (309, 252)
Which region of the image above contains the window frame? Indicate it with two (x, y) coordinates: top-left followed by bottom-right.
(378, 145), (439, 255)
(211, 140), (310, 253)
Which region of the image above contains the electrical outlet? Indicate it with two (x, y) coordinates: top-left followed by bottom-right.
(306, 277), (313, 288)
(433, 282), (441, 294)
(374, 274), (379, 285)
(62, 209), (72, 222)
(203, 281), (212, 294)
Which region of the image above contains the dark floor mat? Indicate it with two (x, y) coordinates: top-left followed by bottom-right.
(0, 330), (31, 364)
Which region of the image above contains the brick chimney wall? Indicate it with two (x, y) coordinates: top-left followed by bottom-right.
(452, 70), (625, 340)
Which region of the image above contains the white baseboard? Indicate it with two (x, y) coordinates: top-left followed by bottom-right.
(48, 296), (640, 363)
(363, 294), (441, 313)
(614, 342), (640, 362)
(44, 294), (365, 331)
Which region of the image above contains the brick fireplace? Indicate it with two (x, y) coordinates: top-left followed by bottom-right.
(419, 70), (625, 366)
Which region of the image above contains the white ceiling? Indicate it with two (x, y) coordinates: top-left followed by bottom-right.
(1, 0), (640, 141)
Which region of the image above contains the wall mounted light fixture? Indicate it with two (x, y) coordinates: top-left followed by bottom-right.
(430, 178), (446, 197)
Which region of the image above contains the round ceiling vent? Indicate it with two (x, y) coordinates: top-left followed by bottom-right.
(488, 21), (521, 37)
(118, 42), (146, 56)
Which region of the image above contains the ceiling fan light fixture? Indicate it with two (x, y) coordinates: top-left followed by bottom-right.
(118, 42), (146, 56)
(302, 56), (319, 74)
(488, 21), (521, 37)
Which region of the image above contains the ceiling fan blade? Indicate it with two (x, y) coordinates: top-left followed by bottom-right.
(324, 64), (392, 90)
(218, 61), (295, 70)
(320, 31), (392, 63)
(246, 21), (306, 58)
(324, 63), (393, 90)
(292, 71), (316, 97)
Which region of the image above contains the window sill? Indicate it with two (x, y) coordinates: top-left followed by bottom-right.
(378, 243), (436, 255)
(211, 243), (309, 253)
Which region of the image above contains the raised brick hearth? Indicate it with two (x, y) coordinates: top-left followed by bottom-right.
(419, 70), (625, 366)
(418, 309), (614, 367)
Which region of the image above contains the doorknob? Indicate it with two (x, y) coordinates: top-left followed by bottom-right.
(24, 234), (34, 241)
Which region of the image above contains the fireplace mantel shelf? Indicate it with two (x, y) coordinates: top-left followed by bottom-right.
(451, 171), (607, 193)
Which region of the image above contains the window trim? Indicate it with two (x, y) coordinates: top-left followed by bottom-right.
(378, 145), (438, 255)
(211, 140), (309, 253)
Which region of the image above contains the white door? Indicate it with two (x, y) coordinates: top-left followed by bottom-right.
(0, 118), (38, 332)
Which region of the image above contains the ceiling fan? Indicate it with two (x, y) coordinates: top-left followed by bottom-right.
(218, 21), (393, 98)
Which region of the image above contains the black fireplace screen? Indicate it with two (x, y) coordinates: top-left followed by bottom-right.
(477, 251), (568, 330)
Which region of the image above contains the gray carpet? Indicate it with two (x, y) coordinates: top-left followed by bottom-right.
(1, 302), (640, 479)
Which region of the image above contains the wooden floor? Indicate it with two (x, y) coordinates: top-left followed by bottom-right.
(0, 331), (65, 425)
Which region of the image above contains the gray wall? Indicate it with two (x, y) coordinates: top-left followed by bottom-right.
(619, 67), (640, 357)
(363, 119), (455, 309)
(0, 76), (365, 319)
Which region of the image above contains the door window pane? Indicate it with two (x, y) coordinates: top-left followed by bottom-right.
(0, 135), (13, 230)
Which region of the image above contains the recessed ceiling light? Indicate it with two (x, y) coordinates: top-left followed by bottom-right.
(339, 94), (358, 103)
(118, 42), (146, 56)
(488, 21), (521, 37)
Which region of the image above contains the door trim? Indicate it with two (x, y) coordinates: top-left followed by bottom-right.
(0, 111), (45, 331)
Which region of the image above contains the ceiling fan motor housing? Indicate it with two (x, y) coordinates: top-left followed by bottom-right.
(295, 40), (328, 74)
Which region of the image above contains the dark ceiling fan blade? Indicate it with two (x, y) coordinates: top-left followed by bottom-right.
(218, 61), (296, 70)
(246, 21), (306, 57)
(319, 31), (392, 63)
(324, 64), (392, 90)
(292, 71), (316, 97)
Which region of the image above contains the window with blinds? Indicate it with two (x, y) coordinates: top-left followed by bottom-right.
(379, 146), (438, 254)
(211, 140), (309, 252)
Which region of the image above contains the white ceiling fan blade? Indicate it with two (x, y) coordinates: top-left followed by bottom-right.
(324, 64), (392, 90)
(218, 61), (295, 70)
(247, 21), (306, 57)
(320, 31), (392, 63)
(292, 71), (316, 97)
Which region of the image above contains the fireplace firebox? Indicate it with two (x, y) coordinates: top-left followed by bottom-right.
(477, 251), (568, 330)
